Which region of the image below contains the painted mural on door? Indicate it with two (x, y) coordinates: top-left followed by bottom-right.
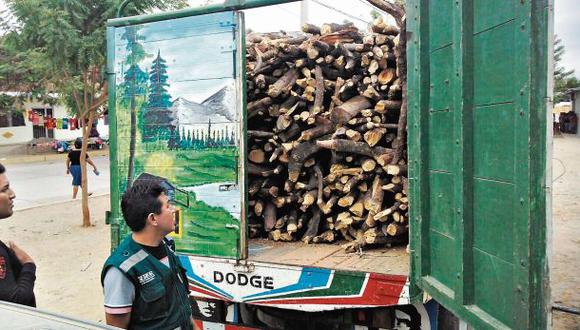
(112, 12), (242, 258)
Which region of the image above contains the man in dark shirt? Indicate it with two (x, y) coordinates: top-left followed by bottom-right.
(0, 163), (36, 307)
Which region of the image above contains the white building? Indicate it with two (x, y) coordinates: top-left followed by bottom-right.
(0, 96), (108, 145)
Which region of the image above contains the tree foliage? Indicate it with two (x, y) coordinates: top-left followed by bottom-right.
(0, 0), (187, 226)
(554, 36), (580, 103)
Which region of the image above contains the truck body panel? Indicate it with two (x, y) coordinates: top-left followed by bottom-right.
(107, 11), (245, 259)
(180, 252), (408, 312)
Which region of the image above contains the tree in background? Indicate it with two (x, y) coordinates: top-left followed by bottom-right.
(144, 50), (174, 142)
(1, 0), (187, 227)
(554, 36), (580, 103)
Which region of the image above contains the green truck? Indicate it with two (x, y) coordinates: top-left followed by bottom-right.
(105, 1), (552, 329)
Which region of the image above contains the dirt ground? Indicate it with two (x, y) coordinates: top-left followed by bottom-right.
(0, 135), (578, 328)
(0, 196), (110, 323)
(551, 134), (580, 329)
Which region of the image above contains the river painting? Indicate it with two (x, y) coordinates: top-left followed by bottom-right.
(112, 12), (242, 258)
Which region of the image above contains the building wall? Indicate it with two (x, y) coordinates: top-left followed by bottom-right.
(573, 91), (580, 137)
(573, 91), (580, 113)
(0, 100), (108, 145)
(0, 122), (33, 145)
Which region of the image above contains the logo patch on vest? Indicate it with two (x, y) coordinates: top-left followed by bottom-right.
(138, 271), (156, 285)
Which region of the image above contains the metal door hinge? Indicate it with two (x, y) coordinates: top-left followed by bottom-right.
(220, 41), (237, 53)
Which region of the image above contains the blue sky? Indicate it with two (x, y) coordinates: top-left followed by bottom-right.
(114, 11), (237, 103)
(554, 0), (579, 76)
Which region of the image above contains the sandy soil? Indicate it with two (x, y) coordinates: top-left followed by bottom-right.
(0, 196), (110, 323)
(0, 136), (578, 328)
(551, 134), (580, 329)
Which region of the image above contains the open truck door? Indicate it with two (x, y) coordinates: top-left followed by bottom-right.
(407, 0), (552, 329)
(106, 11), (247, 259)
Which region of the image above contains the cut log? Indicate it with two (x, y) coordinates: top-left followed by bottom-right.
(330, 95), (372, 124)
(302, 23), (321, 35)
(321, 22), (355, 35)
(361, 158), (377, 172)
(386, 223), (408, 236)
(374, 202), (400, 222)
(275, 115), (293, 132)
(312, 230), (336, 243)
(338, 193), (355, 207)
(363, 176), (384, 229)
(287, 210), (298, 233)
(288, 139), (324, 183)
(254, 200), (264, 217)
(371, 17), (399, 35)
(264, 202), (276, 231)
(378, 68), (396, 85)
(385, 164), (407, 176)
(363, 128), (386, 147)
(302, 207), (322, 243)
(374, 100), (402, 113)
(248, 149), (266, 164)
(316, 139), (393, 164)
(268, 69), (299, 98)
(298, 116), (333, 142)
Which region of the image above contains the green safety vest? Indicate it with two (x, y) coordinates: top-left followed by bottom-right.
(101, 236), (192, 330)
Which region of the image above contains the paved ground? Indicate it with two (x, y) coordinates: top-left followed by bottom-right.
(8, 155), (110, 210)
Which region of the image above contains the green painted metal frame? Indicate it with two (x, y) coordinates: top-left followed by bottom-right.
(108, 0), (300, 27)
(237, 12), (249, 260)
(407, 0), (551, 329)
(106, 25), (121, 250)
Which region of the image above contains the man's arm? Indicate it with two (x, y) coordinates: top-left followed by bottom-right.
(66, 157), (71, 174)
(86, 157), (97, 171)
(4, 263), (36, 305)
(106, 313), (131, 329)
(103, 267), (135, 329)
(0, 242), (36, 306)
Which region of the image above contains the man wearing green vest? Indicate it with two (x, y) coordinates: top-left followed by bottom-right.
(101, 182), (193, 329)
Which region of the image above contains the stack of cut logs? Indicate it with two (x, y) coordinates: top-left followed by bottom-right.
(246, 17), (408, 252)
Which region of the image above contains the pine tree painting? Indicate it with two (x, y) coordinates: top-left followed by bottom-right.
(144, 50), (175, 142)
(121, 26), (149, 188)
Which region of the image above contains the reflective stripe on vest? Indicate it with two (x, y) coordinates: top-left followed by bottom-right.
(119, 249), (148, 272)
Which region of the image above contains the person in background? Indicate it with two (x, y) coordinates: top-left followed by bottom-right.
(66, 137), (98, 199)
(0, 163), (36, 307)
(101, 182), (192, 329)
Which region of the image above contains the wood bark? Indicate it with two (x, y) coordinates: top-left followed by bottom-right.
(246, 13), (408, 252)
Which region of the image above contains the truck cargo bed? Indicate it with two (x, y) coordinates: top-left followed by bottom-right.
(248, 239), (409, 275)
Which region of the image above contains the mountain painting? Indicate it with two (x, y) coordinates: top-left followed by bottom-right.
(111, 11), (243, 258)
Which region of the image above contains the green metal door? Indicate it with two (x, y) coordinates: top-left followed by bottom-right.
(407, 1), (551, 329)
(106, 11), (246, 259)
